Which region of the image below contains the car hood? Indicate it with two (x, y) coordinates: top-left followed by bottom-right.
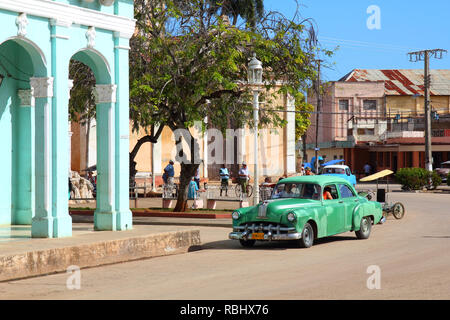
(241, 198), (320, 222)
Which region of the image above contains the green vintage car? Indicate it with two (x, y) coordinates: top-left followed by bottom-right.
(229, 175), (383, 248)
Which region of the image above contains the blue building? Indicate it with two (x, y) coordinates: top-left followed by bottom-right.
(0, 0), (135, 237)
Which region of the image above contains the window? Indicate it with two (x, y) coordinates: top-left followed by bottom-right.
(339, 184), (355, 198)
(324, 167), (345, 174)
(339, 100), (349, 111)
(357, 128), (375, 135)
(363, 100), (377, 110)
(324, 185), (338, 200)
(271, 183), (321, 201)
(345, 168), (351, 176)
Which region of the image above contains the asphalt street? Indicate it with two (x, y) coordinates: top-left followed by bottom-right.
(1, 192), (449, 300)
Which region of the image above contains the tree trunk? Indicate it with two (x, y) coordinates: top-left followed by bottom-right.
(173, 162), (199, 212)
(172, 128), (201, 212)
(128, 126), (164, 187)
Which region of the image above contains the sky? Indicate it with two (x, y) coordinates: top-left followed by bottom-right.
(264, 0), (450, 82)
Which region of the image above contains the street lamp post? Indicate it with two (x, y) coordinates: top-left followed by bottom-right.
(248, 53), (263, 205)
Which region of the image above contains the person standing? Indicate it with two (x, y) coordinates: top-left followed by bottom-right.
(219, 164), (230, 196)
(363, 163), (372, 177)
(163, 160), (175, 185)
(238, 162), (251, 195)
(194, 167), (200, 189)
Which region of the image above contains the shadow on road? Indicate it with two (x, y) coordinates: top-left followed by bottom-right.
(200, 235), (357, 251)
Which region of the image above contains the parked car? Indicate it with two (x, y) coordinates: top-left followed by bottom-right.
(321, 164), (357, 186)
(436, 161), (450, 182)
(229, 176), (383, 248)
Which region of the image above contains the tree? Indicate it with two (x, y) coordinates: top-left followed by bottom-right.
(130, 0), (330, 211)
(208, 0), (264, 27)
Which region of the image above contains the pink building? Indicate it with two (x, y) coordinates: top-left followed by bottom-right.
(305, 69), (450, 176)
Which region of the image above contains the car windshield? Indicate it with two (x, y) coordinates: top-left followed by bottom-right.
(271, 183), (321, 200)
(323, 167), (345, 174)
(442, 163), (450, 169)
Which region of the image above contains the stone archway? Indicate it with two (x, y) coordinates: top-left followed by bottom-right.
(0, 37), (47, 227)
(69, 48), (122, 231)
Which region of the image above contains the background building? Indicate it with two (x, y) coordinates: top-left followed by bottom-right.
(306, 69), (450, 176)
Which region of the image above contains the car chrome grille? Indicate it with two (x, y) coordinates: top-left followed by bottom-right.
(234, 222), (296, 235)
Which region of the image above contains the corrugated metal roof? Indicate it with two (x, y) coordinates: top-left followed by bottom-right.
(339, 69), (450, 96)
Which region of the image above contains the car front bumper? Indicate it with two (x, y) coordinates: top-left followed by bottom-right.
(229, 231), (302, 241)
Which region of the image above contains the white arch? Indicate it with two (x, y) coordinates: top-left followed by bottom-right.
(1, 36), (47, 67)
(71, 47), (111, 77)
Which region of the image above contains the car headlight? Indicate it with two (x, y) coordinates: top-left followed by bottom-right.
(287, 212), (296, 222)
(232, 211), (240, 220)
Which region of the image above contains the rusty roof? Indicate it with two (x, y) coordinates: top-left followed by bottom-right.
(339, 69), (450, 96)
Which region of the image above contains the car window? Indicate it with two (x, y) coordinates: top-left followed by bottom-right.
(323, 184), (338, 200)
(345, 168), (351, 176)
(324, 168), (345, 174)
(271, 183), (321, 200)
(339, 184), (355, 198)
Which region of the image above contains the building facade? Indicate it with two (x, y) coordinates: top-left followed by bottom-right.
(306, 69), (450, 176)
(0, 0), (135, 237)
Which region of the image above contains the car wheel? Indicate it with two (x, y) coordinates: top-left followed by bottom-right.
(355, 216), (372, 239)
(392, 202), (405, 220)
(239, 239), (256, 248)
(298, 222), (314, 248)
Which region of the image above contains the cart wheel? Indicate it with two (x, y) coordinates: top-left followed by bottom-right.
(392, 202), (405, 220)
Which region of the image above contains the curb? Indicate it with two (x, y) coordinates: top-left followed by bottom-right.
(69, 209), (232, 219)
(0, 229), (200, 282)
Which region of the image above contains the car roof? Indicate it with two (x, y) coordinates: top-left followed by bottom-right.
(278, 175), (351, 186)
(323, 165), (349, 169)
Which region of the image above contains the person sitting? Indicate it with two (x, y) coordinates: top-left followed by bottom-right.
(323, 186), (334, 200)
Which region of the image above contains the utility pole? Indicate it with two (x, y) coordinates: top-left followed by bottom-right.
(314, 59), (323, 174)
(408, 49), (447, 180)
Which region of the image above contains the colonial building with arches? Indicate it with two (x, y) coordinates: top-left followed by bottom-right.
(0, 0), (135, 237)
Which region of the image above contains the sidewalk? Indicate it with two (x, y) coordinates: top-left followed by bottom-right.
(0, 223), (200, 282)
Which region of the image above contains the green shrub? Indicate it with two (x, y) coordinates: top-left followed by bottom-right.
(395, 167), (441, 190)
(447, 172), (450, 186)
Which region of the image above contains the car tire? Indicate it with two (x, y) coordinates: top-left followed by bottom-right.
(298, 222), (314, 248)
(355, 216), (372, 239)
(239, 239), (256, 248)
(392, 202), (405, 220)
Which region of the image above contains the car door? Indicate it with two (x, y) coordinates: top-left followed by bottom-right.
(338, 183), (359, 231)
(324, 184), (345, 236)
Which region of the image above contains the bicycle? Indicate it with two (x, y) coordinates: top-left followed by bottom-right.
(234, 178), (253, 198)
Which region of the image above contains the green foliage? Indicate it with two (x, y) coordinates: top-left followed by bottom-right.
(447, 172), (450, 186)
(208, 0), (264, 27)
(130, 0), (327, 137)
(68, 60), (96, 124)
(395, 168), (442, 190)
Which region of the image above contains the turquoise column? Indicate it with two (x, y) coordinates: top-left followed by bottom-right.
(94, 84), (117, 230)
(31, 77), (54, 237)
(13, 89), (35, 225)
(50, 19), (72, 237)
(113, 32), (132, 230)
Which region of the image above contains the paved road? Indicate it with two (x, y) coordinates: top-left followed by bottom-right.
(1, 192), (449, 299)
